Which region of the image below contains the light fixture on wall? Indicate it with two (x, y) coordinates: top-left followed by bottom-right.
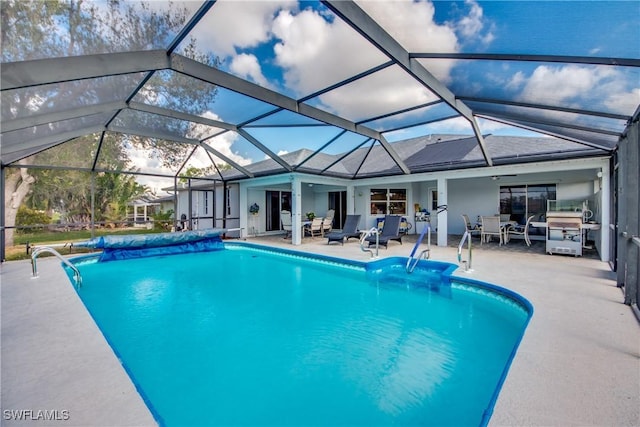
(308, 183), (313, 187)
(490, 174), (516, 181)
(597, 171), (603, 178)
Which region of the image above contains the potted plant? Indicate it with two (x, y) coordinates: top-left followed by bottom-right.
(306, 212), (315, 220)
(249, 203), (260, 215)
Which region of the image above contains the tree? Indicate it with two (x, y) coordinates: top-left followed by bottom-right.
(1, 0), (220, 245)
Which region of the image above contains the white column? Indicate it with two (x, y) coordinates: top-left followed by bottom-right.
(291, 176), (303, 245)
(239, 182), (248, 239)
(346, 184), (355, 214)
(437, 177), (448, 247)
(599, 164), (610, 262)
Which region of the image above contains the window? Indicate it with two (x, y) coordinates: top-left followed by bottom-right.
(430, 188), (438, 211)
(370, 188), (406, 215)
(500, 184), (556, 225)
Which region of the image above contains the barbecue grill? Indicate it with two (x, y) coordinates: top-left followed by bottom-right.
(546, 211), (583, 256)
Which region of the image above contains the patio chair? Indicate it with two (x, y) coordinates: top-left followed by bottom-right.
(506, 215), (535, 246)
(281, 210), (292, 239)
(326, 214), (362, 245)
(305, 217), (324, 237)
(325, 209), (335, 221)
(366, 215), (402, 248)
(322, 216), (333, 234)
(480, 215), (503, 245)
(461, 214), (481, 239)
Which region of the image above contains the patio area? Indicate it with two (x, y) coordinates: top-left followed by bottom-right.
(1, 235), (638, 426)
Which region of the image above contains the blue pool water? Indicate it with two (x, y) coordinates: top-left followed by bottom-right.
(68, 243), (531, 427)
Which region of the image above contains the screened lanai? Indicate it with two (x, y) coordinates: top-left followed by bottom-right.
(1, 1), (639, 304)
(3, 1), (638, 178)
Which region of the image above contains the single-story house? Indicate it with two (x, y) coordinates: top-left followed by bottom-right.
(173, 134), (611, 262)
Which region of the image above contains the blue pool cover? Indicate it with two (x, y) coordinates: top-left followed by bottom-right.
(76, 229), (226, 262)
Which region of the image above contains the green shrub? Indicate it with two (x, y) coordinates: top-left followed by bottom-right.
(152, 209), (174, 231)
(15, 206), (51, 233)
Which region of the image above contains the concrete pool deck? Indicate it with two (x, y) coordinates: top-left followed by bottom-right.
(1, 235), (639, 426)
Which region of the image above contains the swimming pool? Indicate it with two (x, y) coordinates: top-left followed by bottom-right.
(66, 241), (532, 427)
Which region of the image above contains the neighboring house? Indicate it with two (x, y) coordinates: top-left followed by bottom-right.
(171, 180), (241, 235)
(152, 194), (176, 215)
(127, 197), (160, 228)
(174, 134), (611, 261)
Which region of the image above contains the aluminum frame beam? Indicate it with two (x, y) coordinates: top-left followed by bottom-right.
(1, 125), (105, 164)
(1, 50), (170, 91)
(460, 96), (631, 121)
(1, 101), (127, 133)
(481, 111), (621, 137)
(411, 52), (640, 67)
(128, 101), (236, 131)
(475, 114), (614, 151)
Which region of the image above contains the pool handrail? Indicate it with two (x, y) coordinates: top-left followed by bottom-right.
(31, 246), (82, 289)
(406, 222), (431, 273)
(457, 230), (473, 272)
(360, 227), (379, 258)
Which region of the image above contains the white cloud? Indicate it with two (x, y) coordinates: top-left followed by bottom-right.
(604, 87), (640, 114)
(426, 116), (472, 133)
(457, 0), (495, 45)
(476, 117), (546, 136)
(317, 67), (439, 122)
(516, 64), (638, 115)
(196, 111), (252, 167)
(356, 0), (459, 82)
(519, 65), (617, 105)
(272, 8), (387, 94)
(271, 2), (460, 121)
(190, 0), (297, 57)
(229, 53), (272, 88)
(358, 0), (458, 52)
(458, 1), (483, 38)
(506, 71), (526, 91)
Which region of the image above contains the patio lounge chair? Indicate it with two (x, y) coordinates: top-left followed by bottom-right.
(366, 215), (403, 248)
(326, 214), (361, 245)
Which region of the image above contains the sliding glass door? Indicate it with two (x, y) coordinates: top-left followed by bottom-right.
(500, 184), (556, 226)
(265, 191), (292, 231)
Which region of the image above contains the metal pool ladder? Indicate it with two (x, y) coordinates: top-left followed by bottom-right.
(31, 246), (82, 289)
(457, 230), (473, 272)
(360, 227), (379, 258)
(406, 222), (431, 273)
